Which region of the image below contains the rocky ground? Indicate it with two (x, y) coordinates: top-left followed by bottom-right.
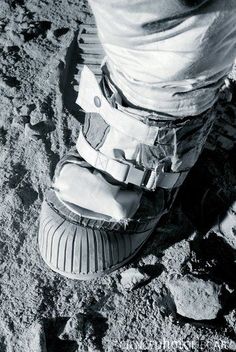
(1, 1), (236, 351)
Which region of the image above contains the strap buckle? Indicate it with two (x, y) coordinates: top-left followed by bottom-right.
(125, 165), (146, 187)
(124, 165), (157, 190)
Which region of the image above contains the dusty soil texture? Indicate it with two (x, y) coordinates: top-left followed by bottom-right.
(1, 1), (236, 351)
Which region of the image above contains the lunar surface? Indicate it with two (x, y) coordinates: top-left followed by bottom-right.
(0, 1), (236, 351)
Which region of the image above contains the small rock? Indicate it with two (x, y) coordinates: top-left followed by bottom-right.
(228, 341), (236, 351)
(58, 314), (85, 343)
(30, 110), (44, 125)
(58, 314), (101, 351)
(213, 203), (236, 250)
(25, 321), (47, 352)
(168, 275), (222, 320)
(139, 254), (159, 266)
(120, 268), (150, 290)
(18, 105), (30, 116)
(24, 123), (41, 140)
(162, 239), (191, 274)
(225, 309), (236, 333)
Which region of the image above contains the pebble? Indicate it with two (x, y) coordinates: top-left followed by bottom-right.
(120, 268), (150, 291)
(213, 202), (236, 250)
(168, 275), (222, 320)
(58, 314), (88, 343)
(225, 309), (236, 333)
(139, 254), (159, 266)
(58, 314), (99, 351)
(24, 123), (41, 140)
(162, 239), (191, 274)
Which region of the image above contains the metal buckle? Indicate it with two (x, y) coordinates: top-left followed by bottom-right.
(125, 165), (146, 187)
(125, 167), (159, 190)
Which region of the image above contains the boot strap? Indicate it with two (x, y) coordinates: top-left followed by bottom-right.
(76, 130), (188, 190)
(76, 66), (159, 146)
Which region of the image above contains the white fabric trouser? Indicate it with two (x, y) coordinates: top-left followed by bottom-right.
(88, 0), (236, 117)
